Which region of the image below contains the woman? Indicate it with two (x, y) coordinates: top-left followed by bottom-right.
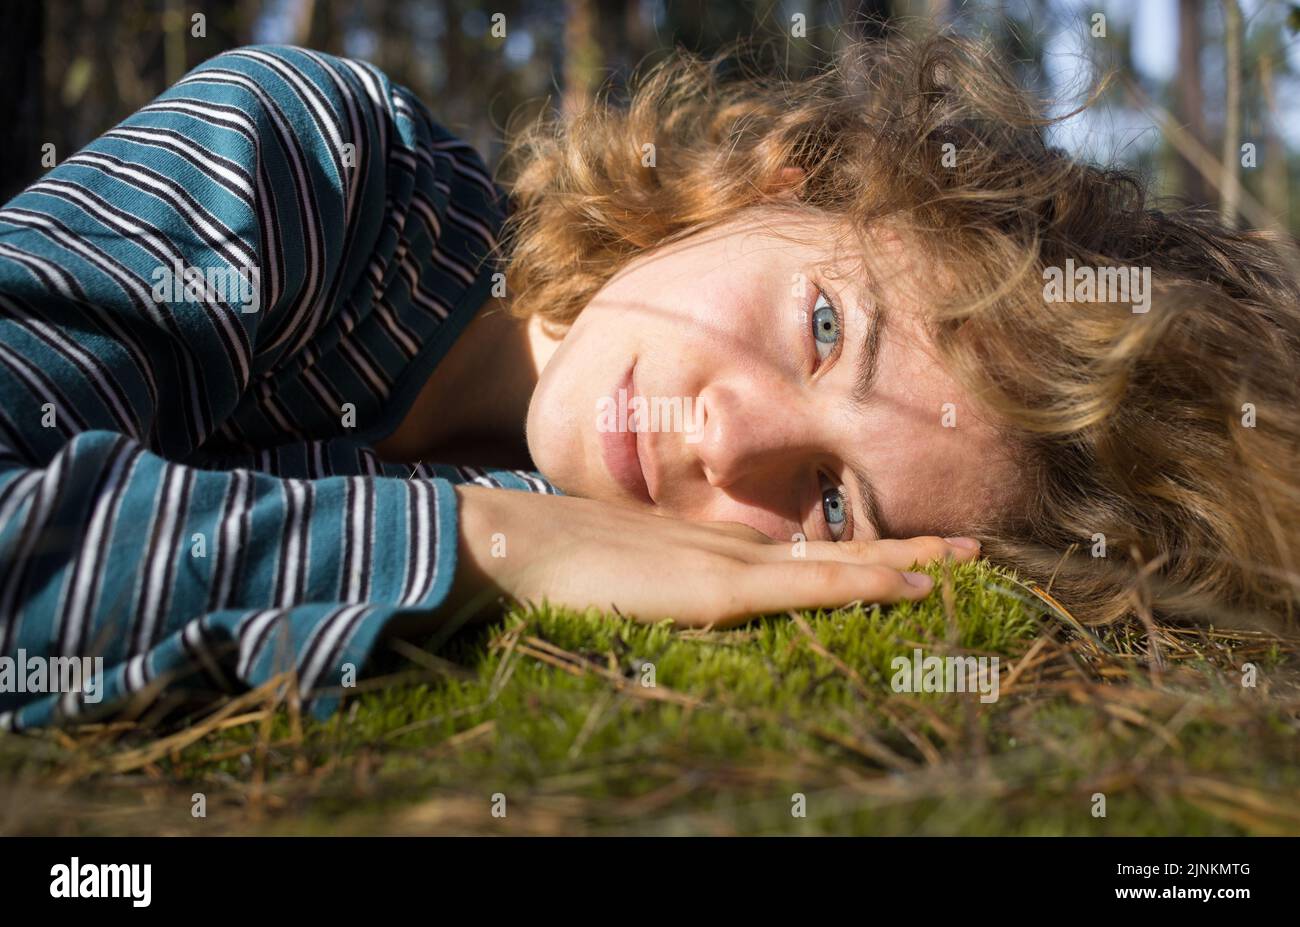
(1, 33), (1296, 729)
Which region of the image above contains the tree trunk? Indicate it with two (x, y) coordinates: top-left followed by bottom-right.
(563, 0), (600, 118)
(1175, 0), (1211, 207)
(1258, 52), (1289, 232)
(1219, 0), (1242, 227)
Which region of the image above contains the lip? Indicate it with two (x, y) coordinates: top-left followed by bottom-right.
(599, 360), (653, 504)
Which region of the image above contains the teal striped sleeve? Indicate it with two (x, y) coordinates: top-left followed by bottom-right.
(0, 46), (556, 730)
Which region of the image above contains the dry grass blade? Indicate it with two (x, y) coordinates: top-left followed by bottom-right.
(85, 674), (292, 779)
(788, 611), (874, 701)
(513, 635), (704, 708)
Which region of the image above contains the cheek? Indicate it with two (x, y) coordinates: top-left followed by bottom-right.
(687, 281), (768, 352)
(523, 378), (559, 477)
(525, 342), (590, 479)
(688, 495), (796, 541)
(525, 313), (636, 495)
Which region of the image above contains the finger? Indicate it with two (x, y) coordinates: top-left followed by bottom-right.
(852, 536), (981, 569)
(722, 560), (934, 618)
(698, 520), (773, 543)
(755, 535), (980, 569)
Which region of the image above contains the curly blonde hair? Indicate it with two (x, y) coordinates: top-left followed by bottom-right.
(499, 29), (1300, 630)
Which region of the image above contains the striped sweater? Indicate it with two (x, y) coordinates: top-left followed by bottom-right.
(0, 45), (555, 730)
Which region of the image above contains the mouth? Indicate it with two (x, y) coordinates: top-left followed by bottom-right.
(599, 359), (654, 505)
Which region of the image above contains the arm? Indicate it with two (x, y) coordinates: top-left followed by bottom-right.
(0, 46), (504, 727)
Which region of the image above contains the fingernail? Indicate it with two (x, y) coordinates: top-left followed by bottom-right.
(944, 536), (980, 550)
(903, 571), (934, 590)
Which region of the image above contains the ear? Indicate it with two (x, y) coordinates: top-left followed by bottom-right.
(765, 166), (806, 200)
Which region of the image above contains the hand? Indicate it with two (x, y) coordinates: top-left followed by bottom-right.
(447, 485), (981, 629)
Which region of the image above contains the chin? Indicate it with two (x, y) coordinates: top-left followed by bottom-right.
(524, 413), (583, 497)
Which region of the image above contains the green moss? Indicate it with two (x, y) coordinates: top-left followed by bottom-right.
(3, 558), (1298, 835)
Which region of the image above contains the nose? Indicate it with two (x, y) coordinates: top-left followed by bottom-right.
(692, 378), (814, 489)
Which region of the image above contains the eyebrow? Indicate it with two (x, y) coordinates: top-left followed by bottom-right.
(851, 298), (885, 408)
(848, 295), (888, 539)
(849, 463), (887, 541)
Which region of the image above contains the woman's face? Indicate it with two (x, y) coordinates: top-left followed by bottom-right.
(526, 208), (1022, 542)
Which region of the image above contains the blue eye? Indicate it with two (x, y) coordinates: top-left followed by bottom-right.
(811, 291), (840, 361)
(821, 484), (847, 541)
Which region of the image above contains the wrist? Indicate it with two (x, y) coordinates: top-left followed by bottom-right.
(445, 484), (512, 620)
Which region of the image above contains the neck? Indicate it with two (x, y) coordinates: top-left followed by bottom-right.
(374, 297), (561, 468)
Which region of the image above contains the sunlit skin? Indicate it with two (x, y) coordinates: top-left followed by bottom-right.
(524, 208), (1023, 542)
(375, 205), (1022, 628)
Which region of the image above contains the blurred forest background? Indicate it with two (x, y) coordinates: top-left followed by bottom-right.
(1, 0), (1299, 233)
